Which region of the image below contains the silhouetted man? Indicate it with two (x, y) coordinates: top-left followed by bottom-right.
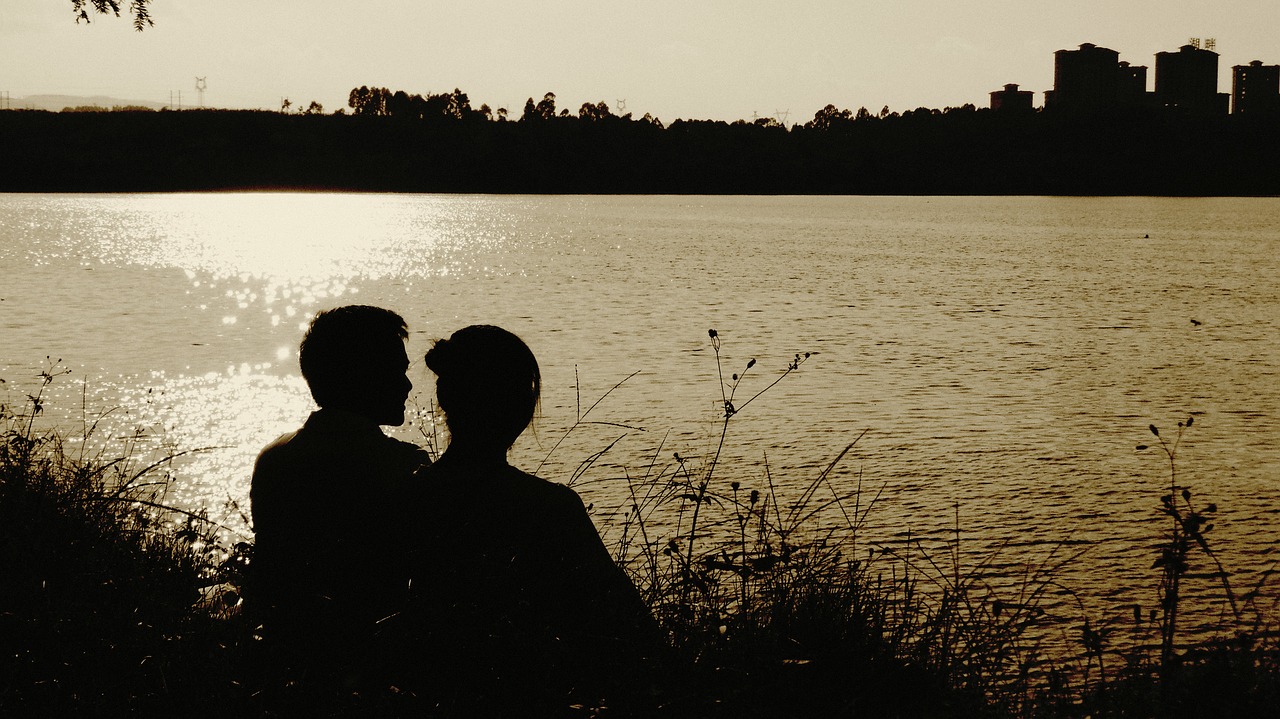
(247, 305), (430, 693)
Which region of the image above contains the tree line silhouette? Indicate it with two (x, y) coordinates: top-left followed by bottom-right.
(3, 85), (1278, 195)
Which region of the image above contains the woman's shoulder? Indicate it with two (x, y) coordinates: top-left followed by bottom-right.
(411, 461), (579, 502)
(500, 467), (585, 509)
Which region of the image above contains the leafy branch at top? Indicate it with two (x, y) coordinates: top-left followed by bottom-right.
(71, 1), (153, 31)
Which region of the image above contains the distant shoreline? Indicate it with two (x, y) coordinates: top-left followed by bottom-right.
(4, 108), (1278, 196)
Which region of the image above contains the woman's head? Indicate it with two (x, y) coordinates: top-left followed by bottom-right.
(425, 325), (540, 450)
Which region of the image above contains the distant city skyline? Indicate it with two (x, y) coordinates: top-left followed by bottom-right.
(3, 0), (1277, 121)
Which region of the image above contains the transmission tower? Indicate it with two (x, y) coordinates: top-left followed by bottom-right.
(195, 77), (207, 108)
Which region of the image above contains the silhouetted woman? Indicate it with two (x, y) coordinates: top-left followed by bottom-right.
(399, 325), (658, 712)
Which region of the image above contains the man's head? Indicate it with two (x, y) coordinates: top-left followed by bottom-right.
(298, 305), (411, 426)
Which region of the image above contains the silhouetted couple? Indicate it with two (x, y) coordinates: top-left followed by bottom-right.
(247, 306), (657, 714)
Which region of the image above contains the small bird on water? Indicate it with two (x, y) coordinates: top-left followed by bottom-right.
(1191, 319), (1202, 326)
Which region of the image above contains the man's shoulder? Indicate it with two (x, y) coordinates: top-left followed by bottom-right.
(383, 435), (433, 470)
(252, 413), (428, 488)
(255, 428), (301, 461)
(251, 428), (303, 479)
(249, 427), (308, 522)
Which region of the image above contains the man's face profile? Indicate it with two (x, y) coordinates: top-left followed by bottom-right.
(364, 338), (412, 427)
(300, 306), (413, 426)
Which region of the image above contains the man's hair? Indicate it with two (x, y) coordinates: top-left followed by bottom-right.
(299, 305), (408, 407)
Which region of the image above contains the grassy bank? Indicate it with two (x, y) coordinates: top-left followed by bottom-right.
(2, 349), (1278, 717)
(0, 363), (253, 717)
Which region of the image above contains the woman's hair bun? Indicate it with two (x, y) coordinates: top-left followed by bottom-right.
(424, 337), (455, 377)
(426, 325), (539, 395)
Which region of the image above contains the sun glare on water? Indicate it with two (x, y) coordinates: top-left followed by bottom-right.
(2, 192), (503, 520)
(102, 192), (440, 281)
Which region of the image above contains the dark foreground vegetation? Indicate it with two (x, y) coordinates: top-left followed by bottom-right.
(3, 92), (1279, 195)
(3, 344), (1279, 717)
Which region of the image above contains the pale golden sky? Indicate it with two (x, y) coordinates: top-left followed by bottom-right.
(3, 0), (1276, 120)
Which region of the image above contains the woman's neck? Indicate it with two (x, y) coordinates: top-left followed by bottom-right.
(439, 438), (510, 467)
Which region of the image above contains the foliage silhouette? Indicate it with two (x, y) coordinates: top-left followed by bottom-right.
(4, 88), (1279, 194)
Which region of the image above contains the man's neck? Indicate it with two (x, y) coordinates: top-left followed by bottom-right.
(314, 406), (384, 428)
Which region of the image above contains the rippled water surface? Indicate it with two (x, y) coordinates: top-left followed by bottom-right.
(2, 193), (1277, 643)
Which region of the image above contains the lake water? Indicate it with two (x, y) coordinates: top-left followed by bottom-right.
(2, 193), (1277, 650)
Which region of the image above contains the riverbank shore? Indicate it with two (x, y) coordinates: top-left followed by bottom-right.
(4, 362), (1278, 717)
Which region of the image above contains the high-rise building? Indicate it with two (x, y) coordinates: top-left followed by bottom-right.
(990, 83), (1034, 112)
(1046, 43), (1119, 112)
(1155, 44), (1229, 114)
(1116, 62), (1149, 107)
(1232, 61), (1280, 116)
(1045, 44), (1148, 112)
